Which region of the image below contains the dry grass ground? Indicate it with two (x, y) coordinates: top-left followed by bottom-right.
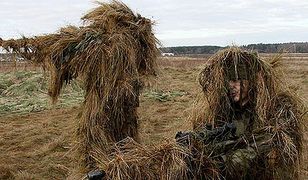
(0, 54), (307, 179)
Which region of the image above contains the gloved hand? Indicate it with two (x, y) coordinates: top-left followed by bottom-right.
(87, 169), (105, 180)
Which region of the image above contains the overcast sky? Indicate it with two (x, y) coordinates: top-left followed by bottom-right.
(0, 0), (307, 47)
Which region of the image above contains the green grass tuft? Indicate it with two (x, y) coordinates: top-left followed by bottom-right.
(0, 71), (84, 115)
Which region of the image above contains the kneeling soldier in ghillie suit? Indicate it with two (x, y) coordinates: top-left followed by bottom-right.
(180, 47), (304, 179)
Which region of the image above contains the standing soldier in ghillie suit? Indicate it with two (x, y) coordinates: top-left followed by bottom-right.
(67, 2), (159, 172)
(0, 1), (159, 173)
(186, 46), (304, 179)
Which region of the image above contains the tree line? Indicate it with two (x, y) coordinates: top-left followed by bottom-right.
(160, 42), (308, 55)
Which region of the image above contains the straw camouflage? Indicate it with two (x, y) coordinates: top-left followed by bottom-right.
(1, 2), (304, 179)
(1, 0), (160, 172)
(192, 46), (304, 179)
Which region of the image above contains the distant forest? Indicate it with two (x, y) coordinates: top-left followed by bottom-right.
(160, 42), (308, 55)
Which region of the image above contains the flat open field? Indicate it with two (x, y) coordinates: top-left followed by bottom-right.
(0, 54), (307, 179)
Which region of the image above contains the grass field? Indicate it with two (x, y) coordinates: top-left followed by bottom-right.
(0, 54), (307, 179)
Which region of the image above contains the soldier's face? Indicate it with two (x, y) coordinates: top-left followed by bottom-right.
(228, 80), (249, 105)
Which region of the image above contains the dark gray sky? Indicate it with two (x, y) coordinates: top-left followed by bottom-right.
(0, 0), (307, 47)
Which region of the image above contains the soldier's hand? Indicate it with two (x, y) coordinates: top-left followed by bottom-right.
(87, 169), (105, 180)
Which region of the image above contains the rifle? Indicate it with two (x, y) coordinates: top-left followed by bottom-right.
(175, 122), (245, 157)
(175, 122), (237, 147)
(175, 122), (271, 156)
(199, 122), (237, 144)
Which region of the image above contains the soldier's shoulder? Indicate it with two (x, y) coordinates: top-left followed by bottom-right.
(270, 91), (304, 121)
(272, 92), (299, 109)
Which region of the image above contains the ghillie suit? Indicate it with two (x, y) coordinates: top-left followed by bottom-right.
(1, 1), (159, 171)
(90, 137), (220, 180)
(191, 46), (305, 179)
